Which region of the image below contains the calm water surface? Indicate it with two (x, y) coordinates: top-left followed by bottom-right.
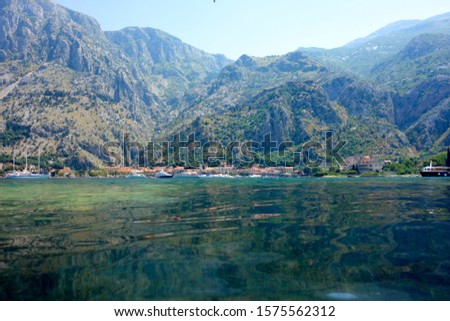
(0, 177), (449, 300)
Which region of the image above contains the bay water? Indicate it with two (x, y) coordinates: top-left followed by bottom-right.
(0, 177), (449, 300)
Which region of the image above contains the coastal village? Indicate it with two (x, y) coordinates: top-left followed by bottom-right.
(0, 154), (416, 178)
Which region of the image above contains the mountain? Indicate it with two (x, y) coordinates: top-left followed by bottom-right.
(372, 33), (450, 91)
(162, 52), (324, 125)
(299, 13), (450, 154)
(162, 55), (411, 160)
(0, 0), (108, 68)
(369, 34), (450, 151)
(301, 12), (450, 76)
(0, 1), (449, 169)
(0, 0), (230, 167)
(345, 20), (422, 48)
(105, 27), (230, 111)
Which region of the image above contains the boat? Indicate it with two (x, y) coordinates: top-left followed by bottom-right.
(5, 147), (48, 179)
(30, 147), (48, 178)
(155, 169), (173, 179)
(175, 171), (199, 178)
(6, 170), (48, 179)
(213, 174), (234, 178)
(420, 148), (450, 177)
(420, 161), (450, 177)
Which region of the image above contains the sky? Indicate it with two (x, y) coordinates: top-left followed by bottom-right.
(56, 0), (450, 59)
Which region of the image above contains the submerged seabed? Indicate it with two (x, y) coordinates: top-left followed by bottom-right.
(0, 177), (449, 300)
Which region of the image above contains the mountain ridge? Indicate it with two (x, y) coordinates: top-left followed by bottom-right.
(1, 0), (449, 169)
(0, 0), (231, 167)
(299, 11), (450, 76)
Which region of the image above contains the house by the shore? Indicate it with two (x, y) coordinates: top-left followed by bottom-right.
(345, 156), (384, 173)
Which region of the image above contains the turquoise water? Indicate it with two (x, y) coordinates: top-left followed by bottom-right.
(0, 177), (449, 300)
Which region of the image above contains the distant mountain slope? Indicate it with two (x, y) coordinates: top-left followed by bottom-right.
(372, 33), (450, 91)
(345, 20), (422, 48)
(299, 13), (450, 153)
(106, 27), (229, 81)
(369, 34), (450, 152)
(105, 27), (230, 111)
(404, 95), (450, 150)
(300, 12), (450, 76)
(162, 55), (411, 159)
(179, 81), (339, 145)
(157, 52), (325, 137)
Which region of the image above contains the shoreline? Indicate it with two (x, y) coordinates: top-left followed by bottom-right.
(0, 173), (424, 180)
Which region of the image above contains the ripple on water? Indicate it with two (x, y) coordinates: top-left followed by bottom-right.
(0, 178), (449, 300)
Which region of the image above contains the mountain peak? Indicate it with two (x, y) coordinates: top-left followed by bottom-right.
(0, 0), (107, 67)
(423, 11), (450, 23)
(345, 19), (422, 48)
(235, 54), (257, 68)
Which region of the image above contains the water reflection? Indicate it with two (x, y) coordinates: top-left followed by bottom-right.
(0, 178), (449, 300)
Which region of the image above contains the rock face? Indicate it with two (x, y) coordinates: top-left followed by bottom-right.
(181, 82), (340, 145)
(371, 34), (450, 151)
(106, 27), (228, 76)
(0, 0), (449, 168)
(105, 27), (230, 111)
(0, 0), (231, 167)
(0, 0), (108, 70)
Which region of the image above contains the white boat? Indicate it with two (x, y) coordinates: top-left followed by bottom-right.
(175, 171), (199, 178)
(210, 174), (234, 178)
(6, 146), (48, 179)
(420, 160), (450, 177)
(6, 170), (48, 179)
(155, 169), (173, 179)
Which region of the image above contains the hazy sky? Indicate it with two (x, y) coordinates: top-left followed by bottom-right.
(56, 0), (450, 59)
